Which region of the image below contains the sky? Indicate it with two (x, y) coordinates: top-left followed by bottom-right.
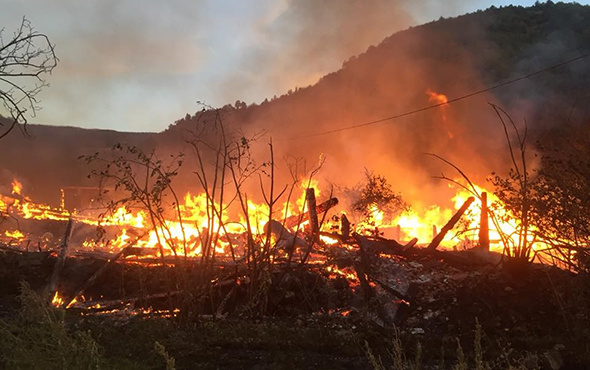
(1, 0), (588, 132)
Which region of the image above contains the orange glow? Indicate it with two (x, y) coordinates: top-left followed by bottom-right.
(426, 88), (454, 138)
(51, 291), (64, 308)
(5, 230), (24, 240)
(326, 265), (357, 282)
(11, 179), (22, 196)
(426, 89), (448, 105)
(320, 234), (339, 245)
(0, 170), (547, 263)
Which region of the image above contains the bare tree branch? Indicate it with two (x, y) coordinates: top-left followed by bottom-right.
(0, 17), (58, 139)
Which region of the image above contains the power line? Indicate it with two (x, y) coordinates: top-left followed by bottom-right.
(280, 51), (590, 141)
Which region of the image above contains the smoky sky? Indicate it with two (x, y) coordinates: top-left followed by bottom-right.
(1, 0), (584, 132)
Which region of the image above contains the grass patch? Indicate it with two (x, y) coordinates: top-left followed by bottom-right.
(0, 282), (101, 370)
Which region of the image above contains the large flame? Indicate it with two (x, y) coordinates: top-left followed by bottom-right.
(0, 130), (547, 265)
(0, 178), (329, 259)
(0, 174), (532, 257)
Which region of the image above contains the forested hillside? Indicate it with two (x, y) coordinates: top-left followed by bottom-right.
(162, 1), (590, 201)
(2, 1), (590, 205)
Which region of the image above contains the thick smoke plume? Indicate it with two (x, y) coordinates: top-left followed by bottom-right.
(206, 2), (590, 213)
(3, 2), (590, 218)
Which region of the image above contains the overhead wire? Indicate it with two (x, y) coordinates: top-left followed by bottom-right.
(280, 51), (590, 141)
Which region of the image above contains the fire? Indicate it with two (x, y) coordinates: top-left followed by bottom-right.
(368, 204), (384, 225)
(0, 178), (494, 255)
(320, 234), (339, 245)
(5, 230), (24, 240)
(107, 206), (145, 228)
(51, 291), (64, 308)
(66, 297), (79, 309)
(0, 170), (547, 264)
(426, 88), (455, 139)
(393, 207), (452, 243)
(426, 89), (448, 105)
(60, 188), (65, 209)
(20, 200), (70, 221)
(11, 179), (22, 196)
(1, 176), (331, 259)
(326, 265), (357, 281)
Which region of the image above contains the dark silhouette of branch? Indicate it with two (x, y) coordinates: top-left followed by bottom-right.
(0, 17), (58, 138)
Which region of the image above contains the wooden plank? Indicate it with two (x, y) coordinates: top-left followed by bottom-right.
(306, 188), (319, 236)
(478, 192), (490, 251)
(427, 197), (475, 250)
(283, 197), (338, 229)
(47, 218), (73, 301)
(65, 234), (147, 308)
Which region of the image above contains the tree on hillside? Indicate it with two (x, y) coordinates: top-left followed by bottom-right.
(0, 17), (57, 139)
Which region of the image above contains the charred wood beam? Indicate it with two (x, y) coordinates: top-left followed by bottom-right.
(315, 196), (339, 216)
(341, 213), (350, 239)
(478, 192), (490, 251)
(369, 276), (411, 302)
(360, 235), (419, 256)
(298, 188), (321, 266)
(283, 197), (338, 229)
(71, 275), (239, 312)
(427, 196), (475, 251)
(403, 238), (418, 251)
(355, 232), (488, 271)
(352, 234), (375, 302)
(65, 235), (146, 308)
(119, 256), (239, 267)
(353, 261), (373, 302)
(431, 248), (499, 270)
(359, 234), (406, 256)
(306, 188), (319, 236)
(264, 220), (308, 253)
(47, 218), (73, 300)
(215, 283), (237, 318)
(70, 291), (183, 310)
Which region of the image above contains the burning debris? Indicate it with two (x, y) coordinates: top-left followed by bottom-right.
(1, 4), (590, 368)
(0, 170), (546, 324)
(0, 98), (583, 333)
(0, 89), (586, 369)
(0, 172), (545, 259)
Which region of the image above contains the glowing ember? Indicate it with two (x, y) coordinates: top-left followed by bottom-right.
(320, 234), (339, 245)
(326, 265), (357, 281)
(5, 230), (24, 240)
(51, 291), (64, 308)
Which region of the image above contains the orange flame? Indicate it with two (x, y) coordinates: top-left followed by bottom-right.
(0, 171), (548, 263)
(5, 230), (24, 240)
(11, 179), (22, 196)
(51, 291), (64, 308)
(426, 88), (454, 138)
(426, 89), (448, 105)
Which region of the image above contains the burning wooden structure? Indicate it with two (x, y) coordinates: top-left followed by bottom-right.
(0, 177), (511, 325)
